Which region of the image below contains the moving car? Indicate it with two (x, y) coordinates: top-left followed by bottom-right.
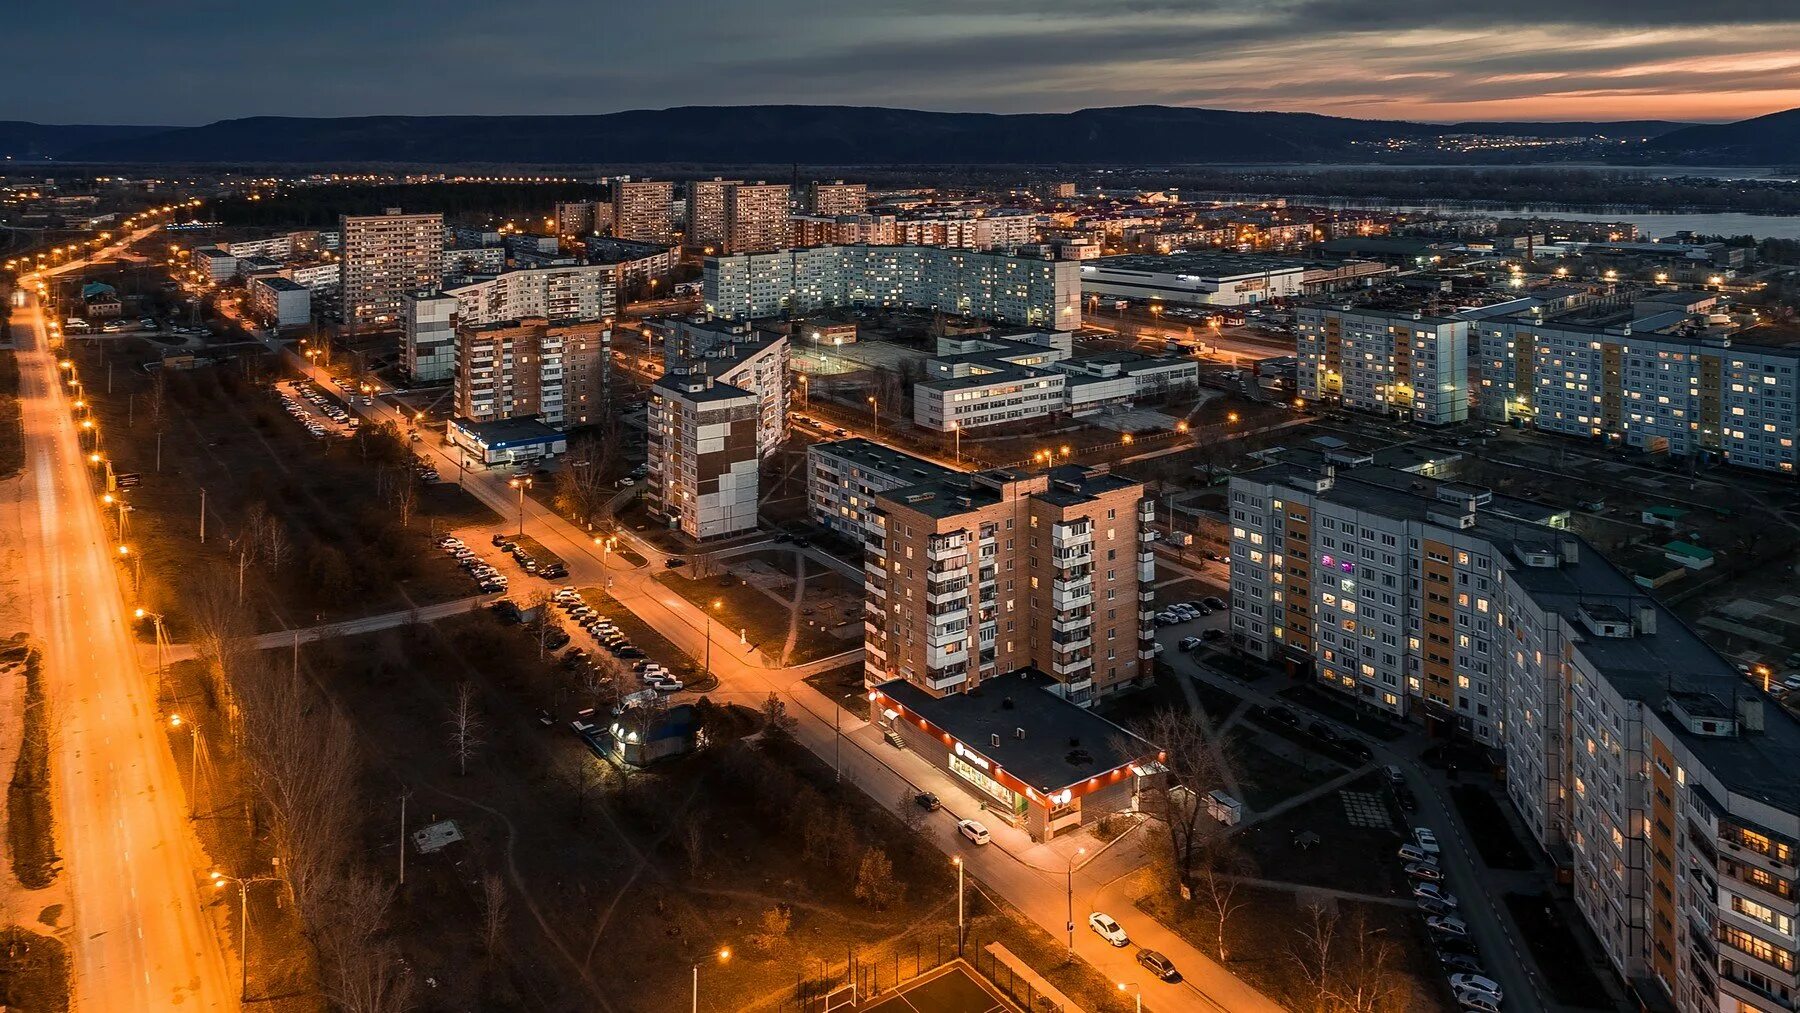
(957, 819), (990, 845)
(1087, 912), (1129, 947)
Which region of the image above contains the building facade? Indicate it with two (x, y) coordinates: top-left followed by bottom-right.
(807, 438), (958, 542)
(611, 180), (674, 244)
(402, 292), (460, 383)
(685, 178), (740, 251)
(705, 245), (1082, 330)
(339, 209), (444, 329)
(807, 180), (869, 216)
(453, 317), (609, 428)
(1296, 306), (1471, 425)
(647, 367), (762, 540)
(865, 466), (1155, 704)
(443, 263), (617, 326)
(1079, 253), (1306, 307)
(1227, 457), (1800, 1013)
(725, 182), (791, 255)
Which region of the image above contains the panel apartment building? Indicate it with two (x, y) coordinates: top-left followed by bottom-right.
(1473, 313), (1799, 475)
(611, 179), (674, 244)
(864, 465), (1156, 704)
(1294, 306), (1470, 425)
(806, 438), (959, 543)
(806, 180), (869, 216)
(685, 178), (739, 251)
(705, 245), (1082, 331)
(1227, 458), (1800, 1013)
(339, 209), (444, 328)
(724, 182), (791, 254)
(403, 264), (617, 384)
(453, 317), (610, 428)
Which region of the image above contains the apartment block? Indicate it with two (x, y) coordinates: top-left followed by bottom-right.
(611, 179), (674, 244)
(554, 200), (602, 237)
(807, 180), (869, 216)
(806, 438), (958, 542)
(443, 264), (617, 326)
(402, 292), (460, 383)
(1296, 306), (1471, 425)
(685, 177), (740, 251)
(453, 317), (609, 428)
(647, 366), (761, 540)
(339, 209), (444, 328)
(789, 213), (899, 248)
(895, 212), (1037, 251)
(725, 182), (791, 254)
(705, 245), (1082, 330)
(864, 465), (1155, 704)
(662, 318), (790, 459)
(1227, 457), (1800, 1013)
(247, 276), (310, 329)
(1473, 314), (1799, 474)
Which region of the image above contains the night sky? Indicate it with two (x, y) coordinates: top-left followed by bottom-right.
(8, 0), (1799, 125)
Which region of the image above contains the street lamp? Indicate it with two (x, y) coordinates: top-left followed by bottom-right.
(704, 599), (722, 680)
(950, 421), (961, 467)
(953, 857), (966, 956)
(210, 870), (283, 1001)
(168, 711), (202, 811)
(1227, 411), (1240, 424)
(509, 476), (533, 536)
(691, 947), (729, 1013)
(1118, 982), (1141, 1013)
(867, 395), (879, 438)
(1065, 846), (1086, 960)
(593, 535), (616, 588)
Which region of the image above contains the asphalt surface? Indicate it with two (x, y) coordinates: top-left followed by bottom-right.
(14, 238), (236, 1011)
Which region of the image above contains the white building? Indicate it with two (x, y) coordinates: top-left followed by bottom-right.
(1296, 306), (1471, 425)
(340, 209), (444, 328)
(806, 438), (958, 541)
(402, 293), (460, 383)
(247, 276), (310, 329)
(647, 367), (762, 540)
(442, 264), (616, 326)
(1080, 253), (1306, 306)
(196, 248), (237, 283)
(705, 245), (1081, 330)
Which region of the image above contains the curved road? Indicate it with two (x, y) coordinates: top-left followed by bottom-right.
(15, 239), (236, 1011)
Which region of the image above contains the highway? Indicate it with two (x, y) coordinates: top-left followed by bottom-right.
(13, 235), (236, 1011)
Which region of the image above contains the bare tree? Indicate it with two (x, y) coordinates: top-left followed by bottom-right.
(392, 476), (418, 530)
(447, 681), (485, 777)
(318, 870), (415, 1013)
(190, 570), (251, 712)
(678, 812), (707, 877)
(1289, 902), (1338, 1013)
(552, 752), (609, 825)
(1195, 829), (1253, 963)
(1327, 907), (1409, 1013)
(480, 871), (508, 958)
(1130, 707), (1234, 891)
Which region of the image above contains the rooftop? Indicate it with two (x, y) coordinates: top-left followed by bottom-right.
(874, 670), (1158, 793)
(810, 438), (961, 484)
(1089, 252), (1309, 279)
(447, 415), (562, 448)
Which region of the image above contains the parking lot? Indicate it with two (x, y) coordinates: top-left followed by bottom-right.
(274, 378), (360, 439)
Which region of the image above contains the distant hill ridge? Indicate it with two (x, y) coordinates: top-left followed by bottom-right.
(7, 104), (1790, 165)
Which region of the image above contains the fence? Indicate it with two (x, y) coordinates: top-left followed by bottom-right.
(794, 929), (1066, 1012)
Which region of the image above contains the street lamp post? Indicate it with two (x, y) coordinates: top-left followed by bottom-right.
(954, 857), (966, 956)
(691, 947), (729, 1013)
(867, 395), (879, 438)
(1065, 847), (1086, 960)
(594, 535), (616, 588)
(951, 422), (960, 467)
(704, 599), (722, 680)
(1118, 982), (1141, 1013)
(509, 476), (533, 536)
(210, 870), (282, 1001)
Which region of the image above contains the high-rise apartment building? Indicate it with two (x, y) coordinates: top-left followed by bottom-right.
(443, 264), (617, 325)
(864, 465), (1154, 703)
(339, 209), (444, 328)
(646, 366), (762, 540)
(402, 292), (460, 383)
(806, 438), (959, 543)
(555, 200), (601, 237)
(706, 245), (1081, 330)
(453, 317), (609, 429)
(725, 182), (791, 254)
(611, 179), (675, 244)
(1295, 306), (1471, 425)
(1227, 457), (1800, 1013)
(685, 177), (740, 251)
(807, 180), (868, 216)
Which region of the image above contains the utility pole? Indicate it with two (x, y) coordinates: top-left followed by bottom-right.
(199, 487), (206, 544)
(398, 790), (411, 886)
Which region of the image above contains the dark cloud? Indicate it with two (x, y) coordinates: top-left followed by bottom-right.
(1, 0), (1795, 123)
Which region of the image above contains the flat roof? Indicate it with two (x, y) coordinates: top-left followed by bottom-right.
(448, 415), (562, 448)
(810, 438), (961, 483)
(874, 670), (1157, 793)
(1089, 252), (1308, 280)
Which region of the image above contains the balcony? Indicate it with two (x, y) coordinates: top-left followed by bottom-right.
(1051, 546), (1093, 568)
(1053, 634), (1093, 655)
(1050, 522), (1093, 552)
(923, 667), (969, 692)
(1051, 611), (1092, 634)
(1052, 655), (1093, 678)
(926, 538), (967, 562)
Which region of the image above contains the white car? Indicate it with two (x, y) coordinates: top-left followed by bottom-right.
(1450, 974), (1503, 1002)
(1454, 987), (1501, 1013)
(1088, 912), (1129, 947)
(957, 819), (990, 845)
(1427, 915), (1468, 938)
(1413, 882), (1457, 907)
(1413, 827), (1442, 856)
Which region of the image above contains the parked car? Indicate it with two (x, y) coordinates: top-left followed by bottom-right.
(1178, 636), (1202, 652)
(1413, 827), (1442, 857)
(1413, 882), (1457, 907)
(1087, 912), (1129, 947)
(1308, 721), (1339, 742)
(1405, 862), (1443, 882)
(1453, 988), (1501, 1013)
(1202, 596), (1226, 610)
(915, 792), (940, 811)
(957, 819), (990, 845)
(1427, 915), (1468, 938)
(1397, 843), (1433, 863)
(1450, 974), (1503, 1003)
(1135, 949), (1179, 982)
(1438, 952), (1484, 975)
(1415, 897), (1455, 917)
(1201, 628), (1225, 642)
(1267, 706), (1299, 727)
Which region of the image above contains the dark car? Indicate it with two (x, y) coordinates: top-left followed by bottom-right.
(1308, 721), (1339, 742)
(490, 533), (508, 546)
(1438, 952), (1484, 974)
(1340, 739), (1373, 761)
(665, 557), (686, 568)
(1267, 706), (1300, 727)
(915, 792), (940, 811)
(1396, 787), (1419, 812)
(1202, 596), (1226, 610)
(490, 600), (522, 624)
(1201, 628), (1225, 642)
(544, 629), (571, 650)
(1136, 949), (1180, 982)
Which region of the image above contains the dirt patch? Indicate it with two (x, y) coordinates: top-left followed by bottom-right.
(0, 924), (70, 1013)
(5, 645), (57, 891)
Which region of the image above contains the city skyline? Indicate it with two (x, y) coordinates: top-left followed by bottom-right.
(6, 0), (1799, 125)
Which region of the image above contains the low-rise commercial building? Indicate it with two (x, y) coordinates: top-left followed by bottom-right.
(872, 670), (1159, 841)
(1080, 253), (1306, 307)
(446, 415), (567, 468)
